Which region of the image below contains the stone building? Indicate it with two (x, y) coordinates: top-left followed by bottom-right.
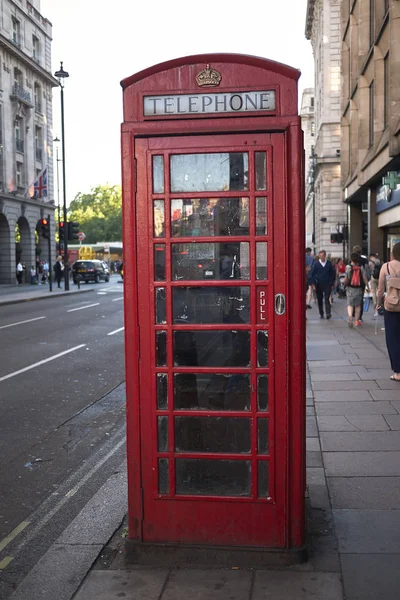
(300, 87), (316, 250)
(341, 0), (400, 259)
(0, 0), (58, 284)
(306, 0), (348, 257)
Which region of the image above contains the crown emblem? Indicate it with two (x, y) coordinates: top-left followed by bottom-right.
(196, 64), (222, 87)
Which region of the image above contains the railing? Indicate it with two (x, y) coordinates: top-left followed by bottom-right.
(36, 147), (42, 161)
(11, 84), (32, 105)
(16, 139), (24, 153)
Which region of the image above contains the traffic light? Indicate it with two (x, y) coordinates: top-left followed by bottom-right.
(59, 221), (64, 240)
(67, 221), (79, 241)
(330, 232), (344, 243)
(40, 218), (50, 239)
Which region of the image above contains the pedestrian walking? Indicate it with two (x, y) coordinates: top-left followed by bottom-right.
(54, 256), (64, 289)
(305, 247), (315, 309)
(311, 250), (336, 319)
(30, 265), (37, 285)
(369, 254), (382, 314)
(344, 252), (369, 328)
(376, 242), (400, 382)
(351, 245), (370, 321)
(16, 260), (23, 284)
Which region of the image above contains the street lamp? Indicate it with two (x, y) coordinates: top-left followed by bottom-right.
(53, 136), (61, 241)
(54, 62), (70, 290)
(309, 148), (318, 254)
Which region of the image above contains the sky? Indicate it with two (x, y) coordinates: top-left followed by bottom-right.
(40, 0), (314, 204)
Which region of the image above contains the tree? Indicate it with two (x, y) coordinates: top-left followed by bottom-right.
(68, 184), (122, 243)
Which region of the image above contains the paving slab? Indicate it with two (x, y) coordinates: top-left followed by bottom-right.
(306, 451), (323, 467)
(328, 477), (400, 509)
(317, 416), (358, 431)
(369, 389), (400, 401)
(315, 401), (397, 415)
(306, 360), (352, 367)
(350, 359), (389, 368)
(308, 366), (367, 373)
(314, 390), (373, 402)
(377, 379), (400, 390)
(333, 509), (400, 553)
(73, 569), (168, 600)
(358, 370), (393, 380)
(307, 347), (349, 361)
(306, 437), (320, 451)
(306, 416), (318, 436)
(385, 414), (400, 430)
(161, 569), (253, 600)
(252, 571), (343, 600)
(345, 415), (389, 430)
(311, 373), (361, 381)
(312, 381), (378, 391)
(340, 554), (400, 600)
(324, 452), (400, 476)
(321, 430), (400, 451)
(389, 400), (400, 411)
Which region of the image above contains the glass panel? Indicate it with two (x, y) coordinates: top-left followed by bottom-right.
(255, 152), (267, 190)
(153, 200), (165, 237)
(172, 287), (250, 324)
(256, 242), (267, 280)
(157, 373), (168, 410)
(174, 373), (250, 411)
(170, 153), (249, 192)
(158, 458), (169, 494)
(155, 287), (167, 324)
(174, 330), (250, 367)
(154, 244), (166, 281)
(257, 375), (268, 411)
(156, 331), (167, 366)
(172, 243), (250, 281)
(257, 331), (268, 367)
(175, 416), (251, 453)
(258, 461), (269, 498)
(256, 197), (267, 235)
(158, 416), (168, 452)
(171, 198), (249, 237)
(176, 459), (251, 496)
(152, 155), (164, 193)
(258, 419), (269, 454)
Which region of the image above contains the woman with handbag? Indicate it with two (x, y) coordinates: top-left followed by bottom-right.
(376, 242), (400, 382)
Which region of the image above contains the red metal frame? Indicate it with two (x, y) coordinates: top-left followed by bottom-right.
(121, 54), (305, 551)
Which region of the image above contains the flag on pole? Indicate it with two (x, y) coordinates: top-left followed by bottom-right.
(30, 167), (48, 199)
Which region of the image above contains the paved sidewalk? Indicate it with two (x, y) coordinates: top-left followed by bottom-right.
(0, 282), (95, 306)
(6, 296), (400, 600)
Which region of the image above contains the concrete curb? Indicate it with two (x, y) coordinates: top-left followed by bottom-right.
(0, 288), (95, 306)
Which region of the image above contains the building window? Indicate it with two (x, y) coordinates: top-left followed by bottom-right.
(15, 117), (24, 153)
(311, 121), (315, 137)
(34, 82), (42, 112)
(32, 35), (40, 60)
(384, 52), (389, 129)
(12, 17), (20, 46)
(35, 126), (42, 161)
(16, 161), (23, 187)
(13, 67), (23, 88)
(369, 81), (374, 147)
(369, 0), (375, 47)
(310, 97), (314, 108)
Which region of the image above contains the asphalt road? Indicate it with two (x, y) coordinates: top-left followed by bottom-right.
(0, 279), (126, 597)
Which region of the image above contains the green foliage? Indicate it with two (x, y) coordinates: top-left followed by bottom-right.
(68, 184), (122, 243)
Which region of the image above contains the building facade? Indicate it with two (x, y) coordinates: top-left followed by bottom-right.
(306, 0), (348, 257)
(0, 0), (58, 284)
(300, 87), (316, 250)
(341, 0), (400, 260)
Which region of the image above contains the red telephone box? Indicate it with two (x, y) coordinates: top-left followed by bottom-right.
(121, 54), (306, 563)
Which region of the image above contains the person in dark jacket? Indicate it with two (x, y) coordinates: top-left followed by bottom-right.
(54, 255), (64, 289)
(311, 250), (336, 319)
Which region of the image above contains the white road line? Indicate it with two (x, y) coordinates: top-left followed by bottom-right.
(67, 303), (100, 313)
(112, 297), (124, 302)
(107, 327), (125, 336)
(0, 316), (46, 330)
(0, 344), (86, 383)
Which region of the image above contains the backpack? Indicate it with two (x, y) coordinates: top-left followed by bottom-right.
(372, 261), (381, 279)
(384, 264), (400, 312)
(348, 265), (363, 288)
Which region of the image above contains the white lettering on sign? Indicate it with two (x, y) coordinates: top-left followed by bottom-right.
(259, 290), (267, 322)
(143, 91), (276, 117)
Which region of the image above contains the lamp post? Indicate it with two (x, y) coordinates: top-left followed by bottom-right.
(53, 136), (61, 244)
(309, 148), (317, 255)
(54, 62), (69, 290)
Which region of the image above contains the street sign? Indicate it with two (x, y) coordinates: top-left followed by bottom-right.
(104, 244), (110, 252)
(78, 232), (86, 241)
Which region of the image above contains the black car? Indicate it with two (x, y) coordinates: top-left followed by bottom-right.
(72, 260), (110, 284)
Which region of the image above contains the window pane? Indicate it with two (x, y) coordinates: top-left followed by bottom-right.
(152, 155), (164, 193)
(256, 197), (267, 235)
(158, 458), (169, 494)
(171, 197), (249, 237)
(156, 331), (167, 366)
(176, 459), (251, 496)
(255, 152), (267, 190)
(170, 153), (249, 192)
(174, 330), (250, 367)
(257, 331), (268, 367)
(256, 242), (268, 280)
(158, 416), (168, 452)
(157, 373), (168, 410)
(175, 416), (251, 453)
(155, 287), (166, 324)
(173, 286), (250, 324)
(258, 461), (269, 498)
(172, 243), (250, 281)
(257, 375), (268, 411)
(174, 373), (250, 411)
(154, 244), (166, 281)
(153, 200), (165, 237)
(258, 419), (269, 454)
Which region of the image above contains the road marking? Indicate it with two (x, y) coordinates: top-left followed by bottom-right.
(0, 345), (86, 383)
(0, 521), (30, 552)
(67, 303), (100, 313)
(0, 556), (13, 570)
(0, 316), (46, 330)
(107, 327), (125, 336)
(112, 297), (124, 302)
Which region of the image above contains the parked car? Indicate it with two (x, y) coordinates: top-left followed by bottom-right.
(72, 260), (110, 284)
